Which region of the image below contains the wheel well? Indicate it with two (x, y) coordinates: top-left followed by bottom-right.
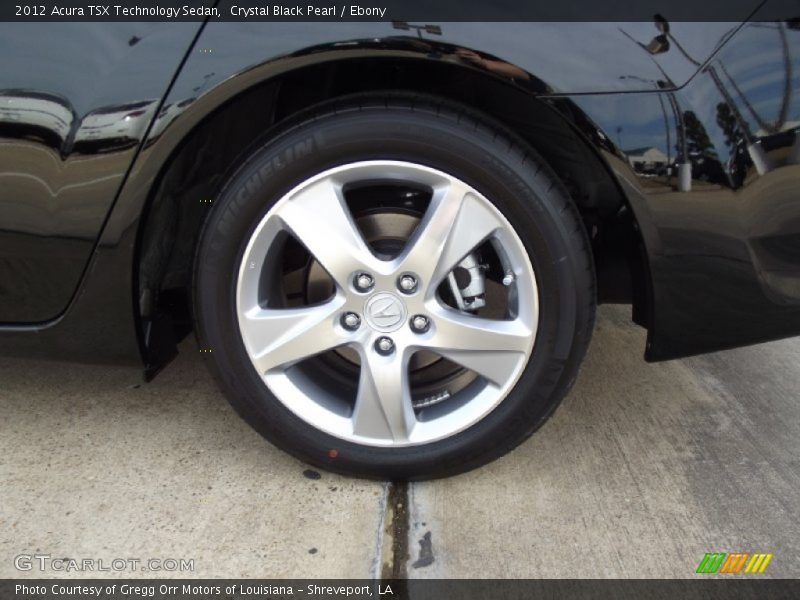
(136, 57), (649, 371)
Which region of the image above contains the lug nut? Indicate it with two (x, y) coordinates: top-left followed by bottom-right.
(354, 272), (375, 292)
(410, 315), (430, 333)
(375, 336), (395, 355)
(398, 274), (418, 294)
(502, 272), (515, 286)
(341, 312), (361, 331)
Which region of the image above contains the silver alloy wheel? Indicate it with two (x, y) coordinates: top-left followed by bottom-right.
(236, 161), (539, 447)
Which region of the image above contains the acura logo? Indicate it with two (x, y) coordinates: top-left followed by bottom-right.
(364, 293), (406, 332)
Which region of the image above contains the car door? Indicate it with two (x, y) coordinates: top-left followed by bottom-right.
(0, 22), (202, 323)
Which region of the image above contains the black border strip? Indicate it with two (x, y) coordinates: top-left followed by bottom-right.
(2, 0), (799, 22)
(4, 579), (800, 600)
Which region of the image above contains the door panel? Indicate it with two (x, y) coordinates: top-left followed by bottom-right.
(0, 23), (201, 323)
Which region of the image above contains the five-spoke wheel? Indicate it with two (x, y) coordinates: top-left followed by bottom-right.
(236, 161), (538, 446)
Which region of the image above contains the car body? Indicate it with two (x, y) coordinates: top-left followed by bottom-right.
(1, 8), (799, 476)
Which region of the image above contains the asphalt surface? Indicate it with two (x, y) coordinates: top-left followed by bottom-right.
(1, 305), (799, 578)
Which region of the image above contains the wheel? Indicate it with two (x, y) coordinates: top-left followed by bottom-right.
(194, 94), (595, 479)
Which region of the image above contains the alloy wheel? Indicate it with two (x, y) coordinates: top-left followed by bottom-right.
(236, 161), (539, 447)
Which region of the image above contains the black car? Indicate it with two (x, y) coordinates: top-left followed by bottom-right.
(2, 10), (799, 479)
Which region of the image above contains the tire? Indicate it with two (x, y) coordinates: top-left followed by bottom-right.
(193, 93), (595, 480)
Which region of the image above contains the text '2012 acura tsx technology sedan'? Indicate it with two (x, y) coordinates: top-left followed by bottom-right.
(1, 7), (799, 478)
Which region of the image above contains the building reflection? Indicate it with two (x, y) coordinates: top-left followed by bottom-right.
(0, 91), (158, 156)
(607, 18), (799, 192)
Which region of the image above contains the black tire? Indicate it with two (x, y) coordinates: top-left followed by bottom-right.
(193, 93), (595, 480)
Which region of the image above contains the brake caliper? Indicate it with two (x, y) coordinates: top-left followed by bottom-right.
(447, 252), (487, 311)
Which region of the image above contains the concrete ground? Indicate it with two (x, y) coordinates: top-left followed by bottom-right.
(1, 305), (799, 578)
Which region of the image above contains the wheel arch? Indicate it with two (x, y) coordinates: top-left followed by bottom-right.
(131, 55), (653, 374)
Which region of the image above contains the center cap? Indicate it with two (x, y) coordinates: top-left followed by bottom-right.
(364, 292), (407, 333)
